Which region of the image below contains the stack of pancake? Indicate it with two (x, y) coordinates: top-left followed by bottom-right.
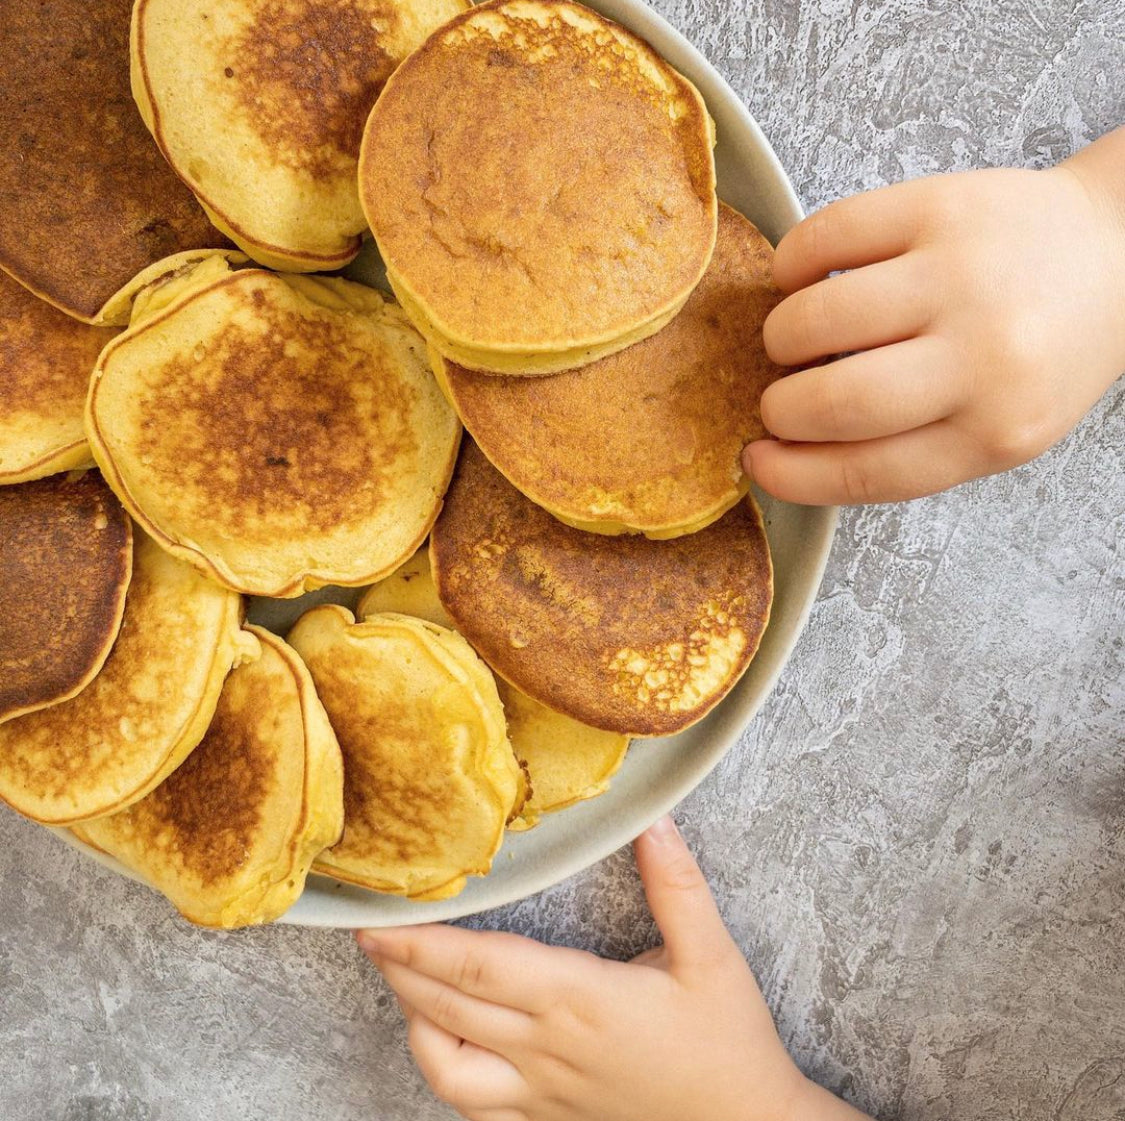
(0, 0), (789, 926)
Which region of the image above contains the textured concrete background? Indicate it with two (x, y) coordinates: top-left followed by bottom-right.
(2, 1), (1123, 1119)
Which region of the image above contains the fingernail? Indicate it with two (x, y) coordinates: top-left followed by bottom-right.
(356, 929), (388, 956)
(647, 814), (681, 843)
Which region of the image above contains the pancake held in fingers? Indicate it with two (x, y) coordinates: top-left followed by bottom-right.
(87, 266), (461, 597)
(360, 0), (717, 375)
(0, 472), (131, 725)
(436, 204), (787, 537)
(288, 604), (522, 900)
(0, 272), (119, 484)
(430, 443), (773, 737)
(0, 535), (248, 824)
(0, 0), (227, 323)
(132, 0), (468, 271)
(359, 549), (628, 828)
(72, 627), (345, 928)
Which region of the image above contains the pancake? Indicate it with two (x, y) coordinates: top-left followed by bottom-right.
(72, 626), (345, 928)
(87, 267), (461, 597)
(132, 0), (468, 272)
(360, 0), (718, 375)
(499, 682), (627, 830)
(0, 271), (118, 484)
(434, 204), (789, 538)
(288, 604), (522, 901)
(430, 442), (774, 736)
(0, 0), (229, 323)
(0, 472), (131, 725)
(0, 534), (249, 824)
(358, 548), (628, 828)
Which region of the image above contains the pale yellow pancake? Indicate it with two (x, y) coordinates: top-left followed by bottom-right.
(430, 442), (774, 737)
(0, 534), (247, 824)
(360, 0), (717, 374)
(0, 472), (131, 726)
(87, 265), (461, 597)
(434, 204), (789, 537)
(132, 0), (468, 271)
(288, 604), (521, 900)
(359, 548), (628, 828)
(73, 626), (345, 928)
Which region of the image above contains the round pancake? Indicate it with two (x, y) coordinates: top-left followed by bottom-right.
(87, 269), (461, 597)
(72, 626), (345, 928)
(358, 548), (627, 828)
(132, 0), (468, 272)
(430, 442), (774, 737)
(435, 204), (789, 537)
(360, 0), (717, 375)
(0, 472), (131, 725)
(0, 534), (249, 824)
(0, 0), (229, 323)
(288, 604), (521, 901)
(0, 270), (118, 484)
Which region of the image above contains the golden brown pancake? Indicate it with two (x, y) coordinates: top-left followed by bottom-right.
(132, 0), (468, 271)
(87, 267), (461, 597)
(360, 0), (717, 375)
(288, 604), (522, 900)
(0, 472), (131, 725)
(72, 626), (345, 928)
(0, 270), (118, 484)
(0, 0), (229, 322)
(430, 442), (774, 736)
(358, 548), (627, 827)
(434, 204), (788, 537)
(0, 534), (249, 824)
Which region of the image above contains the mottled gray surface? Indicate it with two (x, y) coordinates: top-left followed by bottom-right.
(3, 2), (1124, 1119)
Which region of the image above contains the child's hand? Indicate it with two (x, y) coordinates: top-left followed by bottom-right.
(744, 127), (1125, 505)
(357, 817), (869, 1121)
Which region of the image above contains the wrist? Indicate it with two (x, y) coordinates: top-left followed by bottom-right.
(785, 1072), (873, 1121)
(1056, 126), (1125, 282)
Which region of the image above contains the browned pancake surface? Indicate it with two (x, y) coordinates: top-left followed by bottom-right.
(0, 0), (227, 320)
(361, 0), (715, 350)
(0, 472), (132, 722)
(0, 270), (118, 480)
(132, 650), (286, 888)
(219, 0), (397, 183)
(442, 204), (787, 532)
(430, 443), (773, 736)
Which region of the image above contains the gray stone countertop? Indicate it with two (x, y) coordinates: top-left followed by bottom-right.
(2, 1), (1123, 1119)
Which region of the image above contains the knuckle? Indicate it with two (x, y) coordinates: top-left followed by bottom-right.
(838, 455), (881, 505)
(456, 951), (487, 994)
(661, 852), (707, 894)
(978, 414), (1051, 469)
(814, 372), (851, 436)
(431, 987), (461, 1031)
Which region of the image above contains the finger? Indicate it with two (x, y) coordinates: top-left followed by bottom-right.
(407, 1012), (529, 1112)
(357, 924), (598, 1014)
(743, 418), (985, 505)
(632, 816), (733, 969)
(773, 179), (935, 292)
(759, 336), (963, 442)
(763, 255), (931, 367)
(376, 957), (535, 1052)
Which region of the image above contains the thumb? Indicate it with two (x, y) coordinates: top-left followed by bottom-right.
(633, 815), (734, 969)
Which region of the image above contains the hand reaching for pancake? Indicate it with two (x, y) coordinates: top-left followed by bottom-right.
(744, 125), (1125, 505)
(357, 817), (870, 1121)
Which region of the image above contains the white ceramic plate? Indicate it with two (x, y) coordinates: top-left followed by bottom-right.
(59, 0), (836, 928)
